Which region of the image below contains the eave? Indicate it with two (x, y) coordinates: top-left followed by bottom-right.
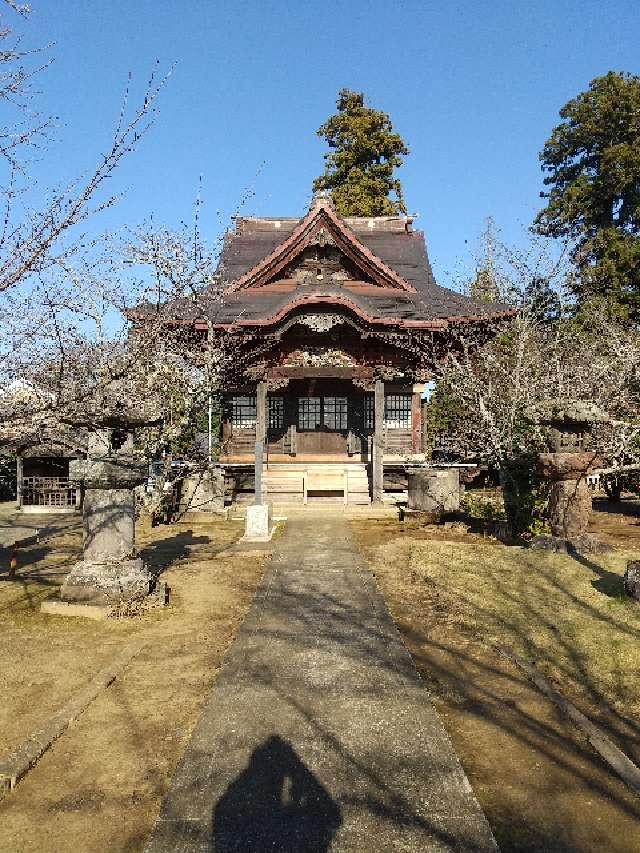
(174, 294), (518, 333)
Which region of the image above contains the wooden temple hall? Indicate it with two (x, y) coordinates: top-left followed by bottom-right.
(165, 192), (514, 505)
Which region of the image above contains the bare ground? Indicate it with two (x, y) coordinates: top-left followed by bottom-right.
(351, 504), (640, 853)
(0, 510), (267, 853)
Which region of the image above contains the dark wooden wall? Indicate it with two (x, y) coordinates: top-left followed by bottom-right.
(220, 382), (420, 460)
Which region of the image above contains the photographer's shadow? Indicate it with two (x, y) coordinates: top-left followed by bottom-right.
(213, 735), (342, 852)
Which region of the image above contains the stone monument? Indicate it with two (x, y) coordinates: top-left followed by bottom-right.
(527, 400), (608, 549)
(178, 465), (226, 516)
(241, 380), (274, 542)
(243, 502), (274, 541)
(57, 394), (163, 609)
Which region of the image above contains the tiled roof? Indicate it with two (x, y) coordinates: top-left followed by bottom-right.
(143, 197), (516, 330)
(225, 198), (416, 293)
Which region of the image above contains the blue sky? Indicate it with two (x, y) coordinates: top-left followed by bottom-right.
(10, 0), (640, 287)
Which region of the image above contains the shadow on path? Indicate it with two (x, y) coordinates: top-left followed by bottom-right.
(144, 514), (497, 852)
(212, 735), (341, 852)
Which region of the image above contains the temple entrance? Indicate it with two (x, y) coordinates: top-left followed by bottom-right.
(296, 395), (349, 456)
(289, 379), (363, 459)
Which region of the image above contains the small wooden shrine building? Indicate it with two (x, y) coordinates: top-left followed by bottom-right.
(9, 432), (85, 514)
(162, 192), (514, 504)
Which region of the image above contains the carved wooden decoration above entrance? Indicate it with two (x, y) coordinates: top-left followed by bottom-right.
(297, 313), (345, 332)
(276, 244), (372, 287)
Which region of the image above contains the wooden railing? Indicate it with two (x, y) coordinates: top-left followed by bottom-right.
(21, 476), (79, 508)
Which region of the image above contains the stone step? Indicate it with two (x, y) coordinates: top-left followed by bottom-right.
(262, 464), (370, 504)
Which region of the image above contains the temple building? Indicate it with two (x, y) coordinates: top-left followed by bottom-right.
(160, 192), (514, 505)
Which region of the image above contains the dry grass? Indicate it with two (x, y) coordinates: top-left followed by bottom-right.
(0, 511), (267, 853)
(406, 538), (640, 721)
(352, 514), (640, 853)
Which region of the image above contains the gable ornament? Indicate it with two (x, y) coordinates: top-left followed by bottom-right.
(309, 227), (336, 249)
(298, 313), (345, 333)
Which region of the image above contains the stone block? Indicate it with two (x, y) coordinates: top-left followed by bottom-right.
(624, 561), (640, 601)
(180, 467), (225, 514)
(407, 469), (460, 516)
(529, 533), (612, 556)
(570, 534), (613, 556)
(60, 557), (151, 606)
(530, 534), (569, 553)
(243, 503), (273, 542)
(82, 489), (135, 561)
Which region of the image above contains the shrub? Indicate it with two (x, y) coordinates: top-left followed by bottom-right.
(461, 491), (506, 523)
(500, 452), (550, 538)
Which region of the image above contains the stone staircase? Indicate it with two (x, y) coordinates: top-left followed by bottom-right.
(263, 463), (370, 505)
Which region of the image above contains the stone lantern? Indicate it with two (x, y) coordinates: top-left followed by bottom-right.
(527, 400), (608, 541)
(57, 398), (163, 609)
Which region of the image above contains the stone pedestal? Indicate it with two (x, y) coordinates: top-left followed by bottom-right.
(407, 469), (460, 521)
(540, 451), (596, 539)
(60, 557), (150, 606)
(547, 478), (592, 539)
(243, 503), (273, 542)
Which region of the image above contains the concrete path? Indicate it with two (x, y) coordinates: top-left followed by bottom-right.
(145, 513), (497, 852)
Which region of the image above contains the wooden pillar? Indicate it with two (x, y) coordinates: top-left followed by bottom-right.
(15, 456), (23, 510)
(412, 393), (422, 453)
(373, 379), (385, 503)
(255, 382), (267, 504)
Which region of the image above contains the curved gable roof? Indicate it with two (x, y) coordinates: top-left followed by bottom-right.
(132, 195), (517, 331)
(227, 193), (416, 293)
(213, 195), (516, 328)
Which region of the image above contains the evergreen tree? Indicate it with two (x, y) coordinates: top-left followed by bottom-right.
(469, 218), (502, 303)
(534, 71), (640, 320)
(523, 276), (561, 321)
(313, 89), (408, 217)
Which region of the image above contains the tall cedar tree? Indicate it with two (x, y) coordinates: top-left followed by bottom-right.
(535, 71), (640, 320)
(313, 89), (408, 216)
